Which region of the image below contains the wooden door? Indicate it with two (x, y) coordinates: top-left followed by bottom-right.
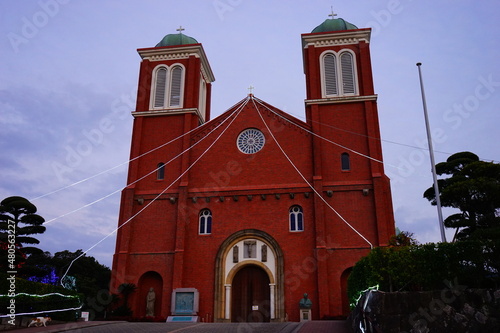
(231, 265), (270, 322)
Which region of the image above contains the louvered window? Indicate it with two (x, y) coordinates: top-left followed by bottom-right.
(151, 65), (184, 110)
(322, 51), (357, 97)
(323, 53), (338, 96)
(154, 67), (167, 108)
(340, 52), (355, 95)
(169, 66), (183, 107)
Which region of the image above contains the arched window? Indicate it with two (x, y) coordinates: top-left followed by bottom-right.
(151, 65), (184, 109)
(199, 209), (212, 235)
(153, 67), (167, 108)
(341, 153), (350, 171)
(340, 52), (355, 94)
(169, 66), (183, 107)
(321, 50), (357, 97)
(157, 163), (165, 180)
(323, 53), (338, 96)
(289, 205), (304, 232)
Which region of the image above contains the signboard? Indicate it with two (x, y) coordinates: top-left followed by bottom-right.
(81, 312), (89, 322)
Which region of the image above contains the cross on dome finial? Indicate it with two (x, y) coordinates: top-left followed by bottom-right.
(176, 26), (185, 33)
(328, 6), (338, 19)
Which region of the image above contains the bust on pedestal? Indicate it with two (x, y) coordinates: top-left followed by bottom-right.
(299, 293), (312, 321)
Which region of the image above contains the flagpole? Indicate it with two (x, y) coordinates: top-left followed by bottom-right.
(416, 62), (447, 243)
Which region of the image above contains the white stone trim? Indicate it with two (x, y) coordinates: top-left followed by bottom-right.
(138, 44), (215, 83)
(224, 285), (231, 319)
(148, 52), (191, 62)
(132, 108), (205, 123)
(269, 284), (276, 319)
(305, 94), (378, 105)
(302, 29), (371, 48)
(224, 239), (276, 279)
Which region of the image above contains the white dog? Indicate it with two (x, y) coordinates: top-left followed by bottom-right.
(28, 317), (51, 327)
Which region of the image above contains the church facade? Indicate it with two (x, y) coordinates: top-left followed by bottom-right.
(111, 16), (395, 322)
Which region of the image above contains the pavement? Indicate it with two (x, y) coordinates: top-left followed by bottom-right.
(5, 320), (351, 333)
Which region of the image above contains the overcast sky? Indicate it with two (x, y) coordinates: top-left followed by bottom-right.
(1, 0), (499, 269)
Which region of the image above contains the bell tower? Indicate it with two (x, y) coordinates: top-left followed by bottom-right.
(301, 15), (395, 315)
(111, 30), (215, 315)
(125, 29), (215, 186)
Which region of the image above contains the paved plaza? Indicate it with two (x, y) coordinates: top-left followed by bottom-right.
(11, 320), (351, 333)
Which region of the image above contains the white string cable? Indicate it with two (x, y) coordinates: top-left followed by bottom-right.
(253, 97), (397, 169)
(30, 98), (250, 202)
(60, 97), (250, 285)
(251, 97), (373, 248)
(262, 99), (500, 164)
(0, 292), (79, 298)
(43, 98), (249, 225)
(0, 305), (83, 318)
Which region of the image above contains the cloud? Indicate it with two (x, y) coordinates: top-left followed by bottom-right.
(1, 0), (499, 269)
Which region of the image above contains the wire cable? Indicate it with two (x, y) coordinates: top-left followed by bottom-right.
(43, 98), (249, 225)
(253, 97), (406, 172)
(30, 98), (250, 202)
(60, 97), (249, 284)
(251, 97), (373, 248)
(273, 101), (499, 164)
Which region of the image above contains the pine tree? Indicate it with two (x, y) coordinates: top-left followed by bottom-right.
(424, 152), (500, 242)
(0, 196), (46, 270)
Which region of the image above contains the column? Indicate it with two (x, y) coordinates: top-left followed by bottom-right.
(224, 284), (231, 320)
(269, 283), (275, 320)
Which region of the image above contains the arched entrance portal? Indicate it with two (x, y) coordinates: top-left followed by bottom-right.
(214, 229), (285, 322)
(231, 265), (270, 322)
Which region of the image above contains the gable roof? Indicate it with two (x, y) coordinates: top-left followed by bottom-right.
(191, 95), (310, 144)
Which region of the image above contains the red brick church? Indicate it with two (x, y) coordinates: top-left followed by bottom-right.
(111, 15), (395, 322)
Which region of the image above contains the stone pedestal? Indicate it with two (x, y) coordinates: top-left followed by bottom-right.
(300, 309), (311, 322)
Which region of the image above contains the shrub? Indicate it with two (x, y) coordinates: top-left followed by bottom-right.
(347, 240), (499, 308)
(0, 273), (81, 320)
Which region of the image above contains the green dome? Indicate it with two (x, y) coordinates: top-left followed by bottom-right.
(155, 33), (198, 47)
(311, 18), (358, 33)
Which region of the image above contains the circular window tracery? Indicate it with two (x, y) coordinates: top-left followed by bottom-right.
(237, 128), (265, 154)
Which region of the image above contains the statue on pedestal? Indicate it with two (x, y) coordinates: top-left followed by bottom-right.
(146, 287), (156, 317)
(299, 293), (312, 309)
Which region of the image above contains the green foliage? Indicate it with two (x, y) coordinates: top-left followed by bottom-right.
(347, 240), (500, 308)
(52, 250), (112, 319)
(423, 152), (500, 241)
(0, 196), (46, 270)
(389, 230), (419, 247)
(12, 249), (112, 319)
(110, 283), (137, 318)
(51, 250), (111, 293)
(0, 272), (81, 320)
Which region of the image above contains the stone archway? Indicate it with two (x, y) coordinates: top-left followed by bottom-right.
(214, 229), (285, 322)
